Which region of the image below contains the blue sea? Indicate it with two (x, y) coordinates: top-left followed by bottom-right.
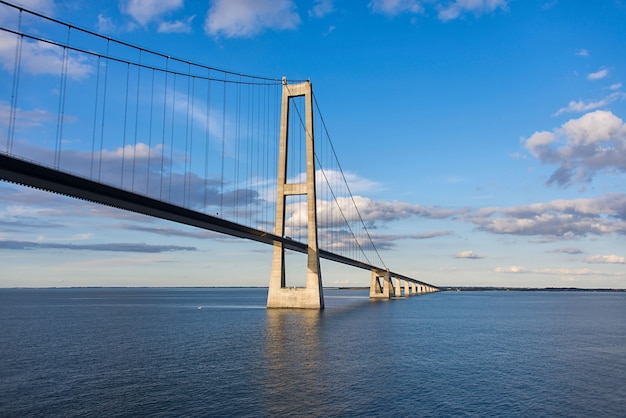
(1, 288), (625, 417)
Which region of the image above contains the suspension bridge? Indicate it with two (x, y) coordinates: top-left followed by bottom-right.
(0, 1), (438, 309)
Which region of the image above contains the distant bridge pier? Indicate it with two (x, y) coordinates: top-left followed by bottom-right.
(397, 278), (407, 297)
(369, 269), (392, 299)
(396, 278), (406, 298)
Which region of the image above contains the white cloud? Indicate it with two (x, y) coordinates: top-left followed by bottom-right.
(368, 0), (424, 16)
(524, 110), (626, 186)
(0, 32), (93, 80)
(454, 250), (484, 259)
(609, 83), (622, 90)
(575, 48), (589, 57)
(0, 240), (196, 253)
(495, 265), (529, 273)
(158, 15), (195, 33)
(368, 0), (508, 20)
(495, 265), (624, 276)
(314, 229), (451, 253)
(586, 254), (625, 264)
(301, 169), (380, 195)
(554, 92), (622, 116)
(437, 0), (508, 21)
(561, 109), (624, 145)
(309, 0), (335, 18)
(0, 102), (54, 129)
(120, 0), (183, 26)
(204, 0), (301, 38)
(96, 14), (117, 33)
(588, 68), (609, 80)
(524, 131), (555, 159)
(537, 268), (624, 276)
(466, 193), (626, 238)
(550, 247), (583, 254)
(285, 195), (464, 229)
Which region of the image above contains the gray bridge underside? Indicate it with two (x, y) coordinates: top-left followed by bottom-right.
(0, 154), (435, 288)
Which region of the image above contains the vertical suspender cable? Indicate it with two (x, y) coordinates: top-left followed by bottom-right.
(121, 62), (130, 187)
(55, 27), (71, 169)
(160, 58), (169, 200)
(90, 56), (101, 179)
(246, 80), (252, 227)
(7, 10), (23, 155)
(187, 74), (196, 208)
(255, 85), (265, 229)
(247, 80), (252, 226)
(219, 75), (226, 216)
(234, 76), (241, 219)
(204, 69), (211, 211)
(184, 63), (191, 207)
(132, 50), (142, 192)
(98, 39), (110, 182)
(168, 73), (177, 202)
(147, 68), (155, 195)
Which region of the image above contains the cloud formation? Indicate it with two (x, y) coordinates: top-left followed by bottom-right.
(158, 15), (195, 33)
(454, 250), (484, 259)
(587, 68), (608, 80)
(495, 266), (624, 277)
(368, 0), (508, 20)
(586, 254), (625, 264)
(0, 33), (93, 80)
(437, 0), (508, 21)
(575, 49), (589, 57)
(466, 193), (626, 238)
(550, 247), (583, 255)
(204, 0), (300, 38)
(524, 110), (626, 187)
(368, 0), (424, 16)
(310, 0), (335, 18)
(0, 240), (195, 253)
(120, 0), (183, 26)
(284, 195), (465, 230)
(554, 92), (623, 116)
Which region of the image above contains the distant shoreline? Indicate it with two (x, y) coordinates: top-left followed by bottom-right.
(336, 286), (626, 292)
(437, 287), (626, 292)
(2, 286), (625, 292)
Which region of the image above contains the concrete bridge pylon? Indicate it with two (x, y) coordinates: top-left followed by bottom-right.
(267, 79), (324, 309)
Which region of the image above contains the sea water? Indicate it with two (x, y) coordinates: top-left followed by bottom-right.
(1, 288), (625, 416)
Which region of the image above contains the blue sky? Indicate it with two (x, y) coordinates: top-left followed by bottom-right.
(1, 0), (626, 288)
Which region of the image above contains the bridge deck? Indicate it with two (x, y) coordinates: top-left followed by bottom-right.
(0, 154), (434, 287)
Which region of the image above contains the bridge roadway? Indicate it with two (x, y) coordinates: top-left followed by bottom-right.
(0, 154), (438, 292)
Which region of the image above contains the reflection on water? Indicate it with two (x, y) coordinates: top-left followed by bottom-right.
(260, 292), (377, 415)
(263, 309), (325, 415)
